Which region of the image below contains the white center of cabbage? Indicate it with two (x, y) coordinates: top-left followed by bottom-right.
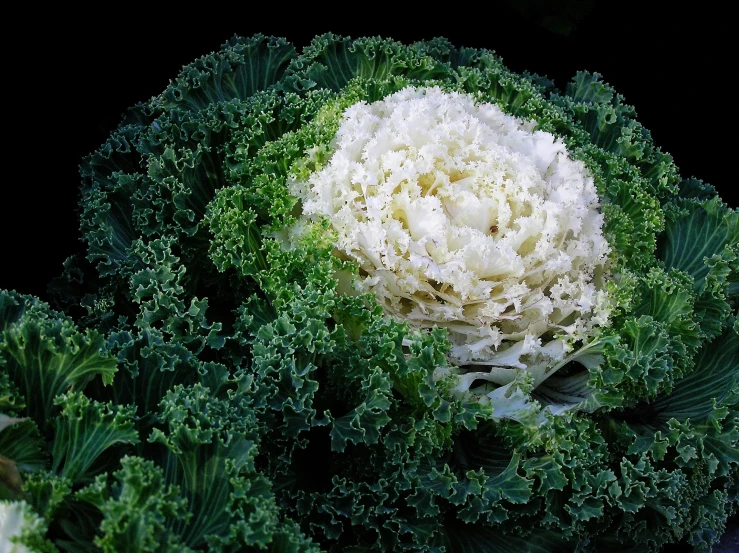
(292, 86), (611, 385)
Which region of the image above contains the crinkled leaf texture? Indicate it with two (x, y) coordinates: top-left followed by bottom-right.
(2, 33), (737, 553)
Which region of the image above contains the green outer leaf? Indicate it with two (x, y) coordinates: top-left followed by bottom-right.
(651, 326), (739, 424)
(158, 35), (297, 112)
(440, 519), (572, 553)
(51, 392), (138, 483)
(0, 291), (117, 428)
(76, 456), (192, 553)
(0, 418), (46, 473)
(660, 197), (739, 291)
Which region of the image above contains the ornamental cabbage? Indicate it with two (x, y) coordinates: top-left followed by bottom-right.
(1, 34), (737, 553)
(0, 500), (52, 553)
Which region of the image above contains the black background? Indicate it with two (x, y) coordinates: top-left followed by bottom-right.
(5, 4), (732, 299)
(2, 4), (736, 551)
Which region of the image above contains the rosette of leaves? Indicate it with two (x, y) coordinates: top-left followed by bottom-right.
(1, 34), (737, 553)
